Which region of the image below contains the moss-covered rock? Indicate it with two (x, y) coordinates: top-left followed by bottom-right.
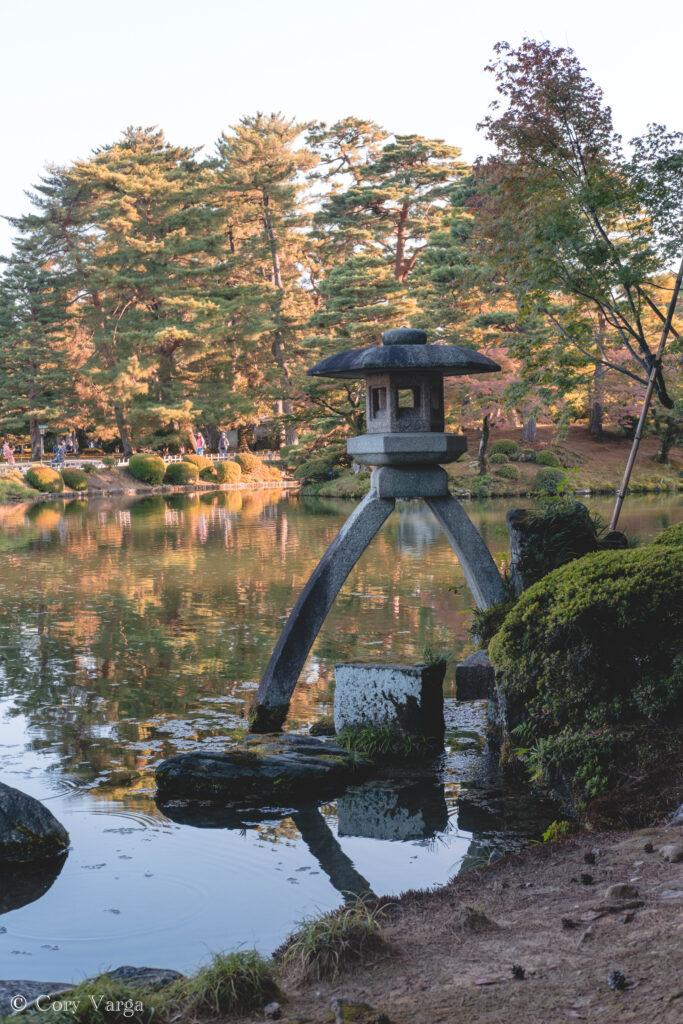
(155, 734), (371, 805)
(489, 546), (683, 802)
(164, 461), (200, 485)
(0, 781), (70, 861)
(25, 465), (65, 493)
(128, 454), (165, 485)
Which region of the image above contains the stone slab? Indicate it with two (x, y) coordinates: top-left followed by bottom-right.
(371, 465), (449, 499)
(455, 650), (496, 700)
(333, 661), (445, 738)
(155, 733), (371, 804)
(347, 432), (467, 467)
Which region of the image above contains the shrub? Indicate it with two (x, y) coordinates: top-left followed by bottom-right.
(235, 451), (263, 475)
(294, 457), (337, 483)
(128, 454), (165, 485)
(61, 467), (89, 491)
(489, 451), (510, 465)
(489, 547), (683, 802)
(470, 475), (491, 499)
(490, 440), (519, 457)
(652, 521), (683, 547)
(535, 450), (561, 467)
(80, 463), (96, 474)
(180, 950), (279, 1017)
(25, 465), (64, 493)
(277, 897), (388, 981)
(183, 453), (213, 472)
(101, 455), (117, 468)
(164, 461), (199, 485)
(493, 464), (519, 480)
(199, 465), (217, 480)
(215, 460), (242, 484)
(534, 466), (565, 494)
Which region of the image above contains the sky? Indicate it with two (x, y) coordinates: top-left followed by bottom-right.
(1, 0), (680, 256)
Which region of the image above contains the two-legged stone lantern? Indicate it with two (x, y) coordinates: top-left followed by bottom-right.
(249, 327), (506, 732)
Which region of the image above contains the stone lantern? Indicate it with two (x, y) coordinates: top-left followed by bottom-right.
(249, 328), (506, 732)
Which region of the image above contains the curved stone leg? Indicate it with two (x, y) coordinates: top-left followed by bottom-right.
(249, 490), (395, 732)
(426, 494), (505, 610)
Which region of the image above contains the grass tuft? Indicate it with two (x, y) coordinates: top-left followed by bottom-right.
(276, 897), (389, 981)
(179, 950), (279, 1016)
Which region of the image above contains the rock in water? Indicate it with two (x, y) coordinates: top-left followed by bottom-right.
(156, 734), (371, 805)
(0, 783), (69, 862)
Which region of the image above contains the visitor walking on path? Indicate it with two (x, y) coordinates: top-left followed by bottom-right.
(195, 431), (205, 457)
(2, 440), (15, 466)
(218, 431), (229, 459)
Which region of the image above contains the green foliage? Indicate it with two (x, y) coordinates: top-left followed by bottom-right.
(337, 724), (434, 760)
(652, 521), (683, 547)
(309, 714), (336, 736)
(470, 596), (518, 646)
(182, 453), (213, 472)
(489, 547), (683, 801)
(0, 474), (33, 500)
(294, 455), (339, 483)
(534, 466), (566, 494)
(470, 475), (491, 499)
(489, 440), (519, 457)
(277, 897), (388, 981)
(542, 820), (576, 842)
(25, 465), (64, 493)
(214, 460), (242, 484)
(127, 454), (165, 485)
(101, 456), (117, 468)
(180, 950), (279, 1017)
(80, 463), (96, 474)
(199, 465), (217, 480)
(493, 464), (519, 480)
(535, 449), (561, 467)
(164, 461), (199, 485)
(60, 467), (89, 491)
(489, 451), (510, 464)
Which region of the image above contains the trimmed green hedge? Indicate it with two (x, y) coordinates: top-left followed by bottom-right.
(128, 454), (165, 485)
(164, 461), (199, 485)
(235, 452), (262, 475)
(61, 467), (89, 491)
(652, 521), (683, 547)
(489, 452), (510, 465)
(489, 547), (683, 801)
(183, 453), (213, 472)
(215, 460), (242, 483)
(535, 466), (565, 494)
(25, 465), (64, 493)
(493, 464), (519, 480)
(535, 450), (561, 467)
(490, 440), (519, 457)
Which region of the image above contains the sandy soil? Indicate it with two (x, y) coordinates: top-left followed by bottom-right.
(241, 817), (683, 1024)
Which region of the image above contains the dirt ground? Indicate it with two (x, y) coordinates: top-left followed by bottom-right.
(240, 817), (683, 1024)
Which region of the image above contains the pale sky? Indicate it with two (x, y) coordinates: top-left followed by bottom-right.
(1, 0), (680, 256)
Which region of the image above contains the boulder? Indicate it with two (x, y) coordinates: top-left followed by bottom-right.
(0, 782), (69, 862)
(104, 966), (184, 989)
(156, 733), (370, 804)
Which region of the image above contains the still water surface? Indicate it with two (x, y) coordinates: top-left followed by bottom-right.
(0, 490), (679, 982)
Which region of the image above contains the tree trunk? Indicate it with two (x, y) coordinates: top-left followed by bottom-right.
(521, 417), (537, 443)
(477, 414), (490, 475)
(114, 405), (134, 457)
(29, 418), (41, 461)
(237, 424), (253, 451)
(204, 424), (219, 451)
(589, 362), (606, 438)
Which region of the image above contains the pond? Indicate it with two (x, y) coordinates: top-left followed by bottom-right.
(0, 490), (680, 983)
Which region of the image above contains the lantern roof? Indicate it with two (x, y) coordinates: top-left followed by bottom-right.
(307, 327), (501, 380)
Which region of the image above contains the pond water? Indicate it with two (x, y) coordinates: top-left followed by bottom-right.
(0, 490), (680, 983)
